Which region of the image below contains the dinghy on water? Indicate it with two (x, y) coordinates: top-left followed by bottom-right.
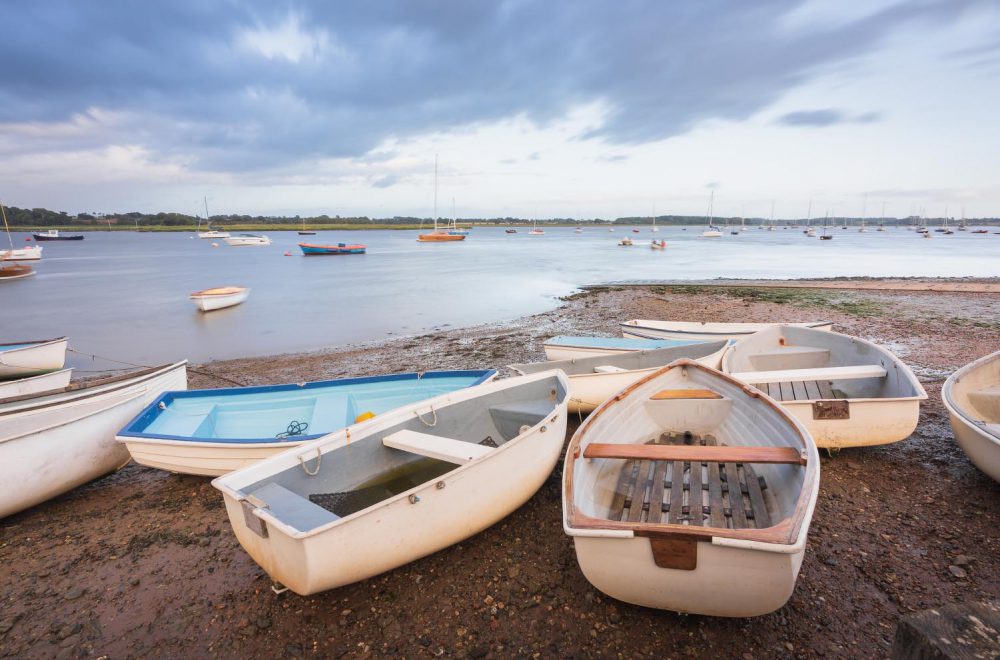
(511, 341), (729, 414)
(621, 320), (834, 342)
(543, 336), (705, 361)
(562, 359), (818, 616)
(224, 234), (271, 246)
(943, 350), (1000, 482)
(0, 338), (67, 380)
(212, 370), (568, 595)
(722, 326), (926, 449)
(117, 370), (496, 476)
(1, 245), (42, 261)
(190, 286), (249, 312)
(0, 362), (187, 518)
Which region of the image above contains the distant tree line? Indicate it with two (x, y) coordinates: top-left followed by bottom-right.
(1, 205), (996, 227)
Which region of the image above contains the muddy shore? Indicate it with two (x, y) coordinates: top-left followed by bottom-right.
(1, 283), (998, 658)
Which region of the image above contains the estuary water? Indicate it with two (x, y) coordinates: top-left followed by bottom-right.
(1, 225), (997, 368)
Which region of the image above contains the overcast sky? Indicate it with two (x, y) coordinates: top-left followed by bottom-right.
(1, 1), (998, 219)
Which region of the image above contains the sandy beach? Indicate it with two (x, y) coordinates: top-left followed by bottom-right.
(1, 281), (998, 658)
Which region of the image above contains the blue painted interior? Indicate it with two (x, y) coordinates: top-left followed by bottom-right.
(118, 370), (495, 444)
(0, 342), (43, 352)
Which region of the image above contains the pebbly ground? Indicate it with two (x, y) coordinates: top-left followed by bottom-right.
(0, 284), (998, 658)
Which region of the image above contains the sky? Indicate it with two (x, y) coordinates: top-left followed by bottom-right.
(1, 1), (999, 220)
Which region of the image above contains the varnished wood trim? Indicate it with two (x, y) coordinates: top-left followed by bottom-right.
(583, 443), (806, 465)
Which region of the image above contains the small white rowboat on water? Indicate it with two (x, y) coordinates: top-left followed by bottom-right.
(722, 326), (926, 450)
(190, 286), (250, 312)
(511, 340), (729, 414)
(224, 234), (271, 246)
(943, 350), (1000, 482)
(621, 320), (834, 342)
(563, 359), (819, 616)
(0, 245), (42, 261)
(0, 368), (73, 399)
(213, 370), (569, 595)
(0, 362), (187, 518)
(0, 337), (68, 380)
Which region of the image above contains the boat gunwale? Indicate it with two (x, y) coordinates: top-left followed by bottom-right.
(0, 337), (67, 351)
(213, 370), (568, 540)
(942, 350), (1000, 443)
(510, 341), (730, 378)
(0, 389), (145, 445)
(116, 369), (498, 443)
(563, 359), (819, 549)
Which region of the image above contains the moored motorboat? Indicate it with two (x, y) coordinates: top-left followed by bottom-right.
(0, 368), (72, 399)
(32, 230), (84, 241)
(299, 243), (366, 255)
(198, 230), (230, 239)
(224, 234), (271, 246)
(0, 263), (34, 280)
(511, 340), (729, 414)
(116, 369), (496, 476)
(0, 361), (187, 518)
(942, 350), (1000, 481)
(1, 245), (42, 261)
(722, 326), (927, 449)
(543, 336), (705, 361)
(562, 359), (818, 616)
(190, 286), (250, 312)
(212, 370), (568, 595)
(0, 337), (67, 380)
(621, 320), (833, 341)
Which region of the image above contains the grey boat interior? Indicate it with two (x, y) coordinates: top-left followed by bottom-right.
(725, 326), (923, 403)
(233, 375), (567, 534)
(945, 352), (1000, 438)
(510, 340), (729, 376)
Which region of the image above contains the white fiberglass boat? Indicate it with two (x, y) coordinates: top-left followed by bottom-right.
(620, 320), (833, 342)
(224, 234), (272, 246)
(942, 351), (1000, 482)
(0, 246), (42, 261)
(190, 286), (250, 311)
(0, 338), (68, 380)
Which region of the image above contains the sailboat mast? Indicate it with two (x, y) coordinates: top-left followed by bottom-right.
(203, 196), (211, 230)
(433, 154), (439, 230)
(806, 200), (812, 227)
(708, 190), (715, 226)
(1, 201), (14, 250)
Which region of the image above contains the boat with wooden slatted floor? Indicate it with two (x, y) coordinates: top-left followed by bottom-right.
(943, 350), (1000, 482)
(212, 370), (569, 595)
(722, 325), (926, 450)
(563, 359), (818, 616)
(510, 340), (729, 414)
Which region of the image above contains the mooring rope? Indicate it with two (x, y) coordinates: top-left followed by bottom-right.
(66, 347), (246, 387)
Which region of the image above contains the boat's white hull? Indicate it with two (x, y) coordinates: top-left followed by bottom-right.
(191, 289), (249, 311)
(119, 438), (308, 477)
(942, 351), (1000, 482)
(621, 321), (833, 342)
(224, 237), (271, 246)
(573, 534), (804, 617)
(0, 369), (72, 399)
(0, 393), (145, 518)
(544, 344), (638, 361)
(215, 372), (569, 595)
(946, 410), (1000, 482)
(198, 231), (230, 239)
(1, 246), (42, 261)
(777, 397), (922, 449)
(0, 338), (68, 380)
(563, 349), (726, 414)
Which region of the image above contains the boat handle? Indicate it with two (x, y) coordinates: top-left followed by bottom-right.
(297, 448), (322, 476)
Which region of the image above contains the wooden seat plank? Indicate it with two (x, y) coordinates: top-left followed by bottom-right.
(743, 463), (771, 528)
(730, 364), (887, 384)
(650, 388), (722, 400)
(688, 458), (703, 526)
(668, 461), (685, 524)
(583, 443), (806, 465)
(804, 380), (821, 400)
(383, 430), (493, 465)
(724, 462), (748, 528)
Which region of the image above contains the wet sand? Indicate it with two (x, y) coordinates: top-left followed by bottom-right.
(1, 282), (998, 658)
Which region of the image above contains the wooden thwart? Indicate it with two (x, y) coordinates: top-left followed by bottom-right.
(584, 443), (806, 465)
(649, 388), (722, 400)
(382, 429), (494, 465)
(731, 364), (886, 385)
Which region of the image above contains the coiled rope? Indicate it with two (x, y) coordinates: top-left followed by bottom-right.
(276, 420), (309, 439)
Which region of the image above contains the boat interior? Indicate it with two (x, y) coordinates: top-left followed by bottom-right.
(947, 353), (1000, 437)
(128, 373), (493, 443)
(513, 340), (728, 377)
(571, 364), (808, 536)
(228, 375), (566, 533)
(726, 326), (924, 403)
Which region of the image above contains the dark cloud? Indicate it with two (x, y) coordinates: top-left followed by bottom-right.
(775, 108), (883, 127)
(0, 1), (986, 172)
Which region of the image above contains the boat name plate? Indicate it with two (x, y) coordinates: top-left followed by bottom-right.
(240, 498), (269, 538)
(813, 399), (849, 420)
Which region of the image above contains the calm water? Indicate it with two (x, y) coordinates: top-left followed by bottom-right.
(2, 226), (997, 368)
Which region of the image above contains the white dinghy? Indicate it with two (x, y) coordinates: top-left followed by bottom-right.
(620, 320), (833, 342)
(722, 326), (926, 450)
(542, 336), (705, 362)
(0, 368), (72, 399)
(213, 370), (569, 595)
(0, 337), (68, 380)
(943, 350), (1000, 482)
(190, 286), (250, 312)
(563, 359), (819, 616)
(0, 362), (187, 518)
(511, 340), (729, 414)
